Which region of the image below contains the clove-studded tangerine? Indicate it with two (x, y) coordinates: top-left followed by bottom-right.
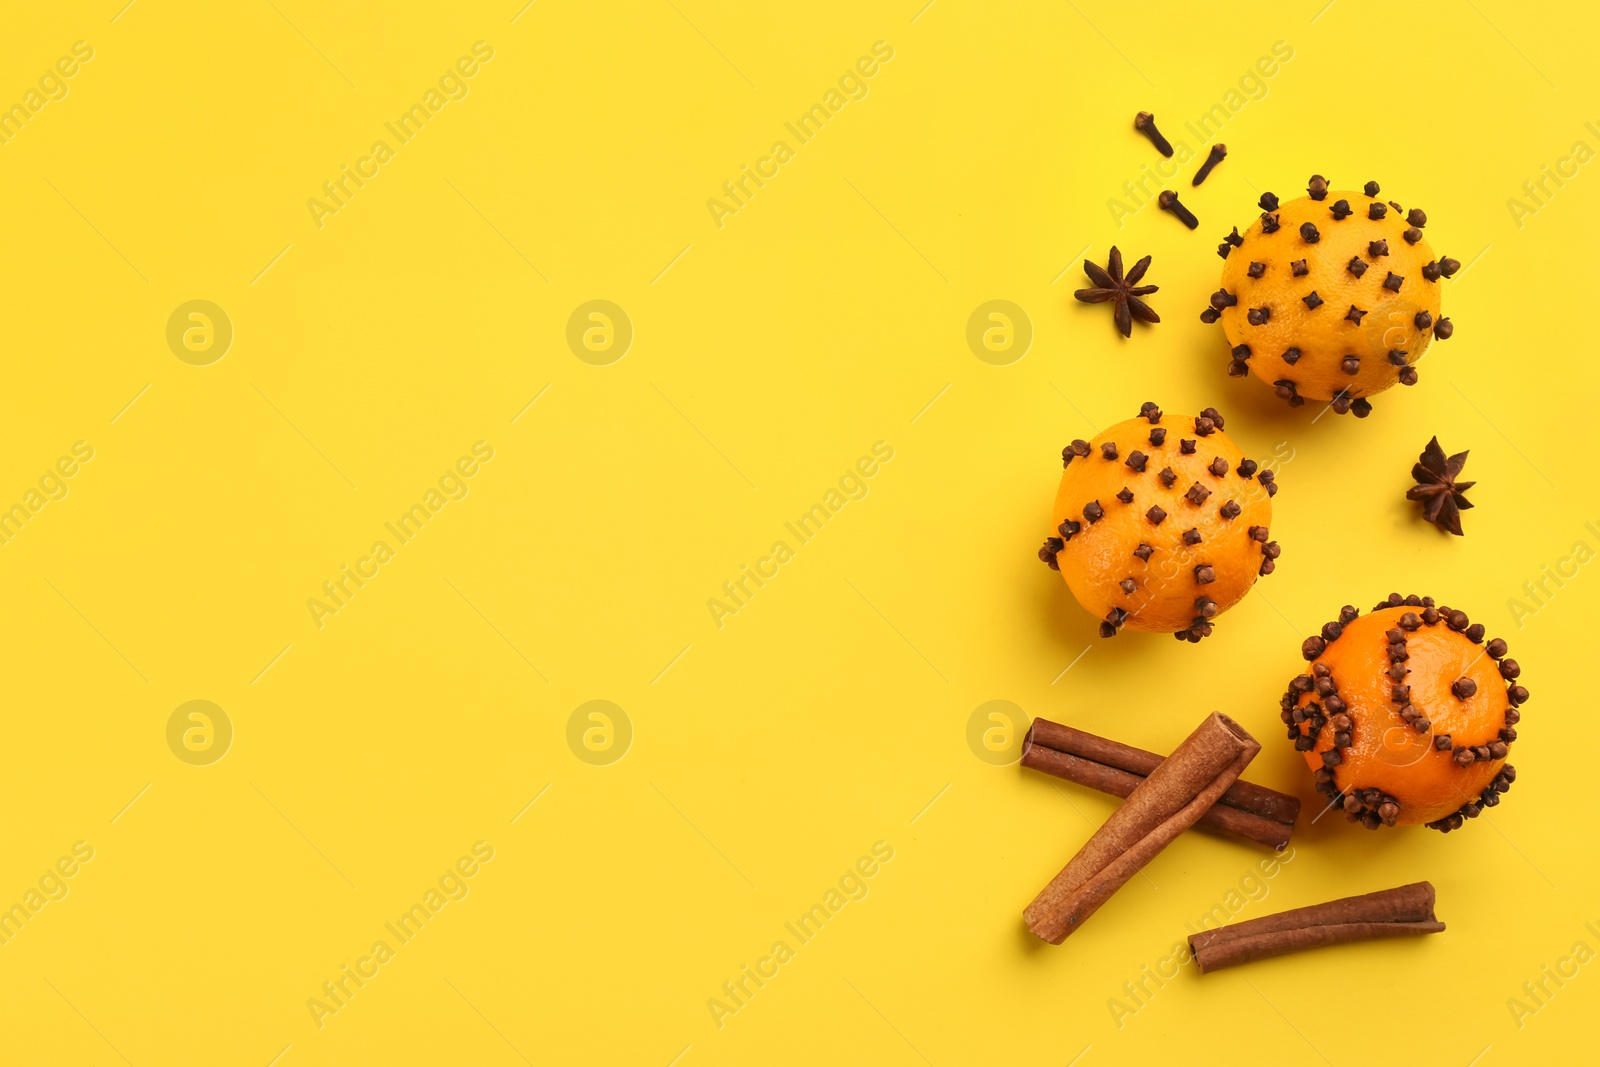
(1039, 403), (1281, 642)
(1283, 594), (1525, 831)
(1203, 177), (1459, 417)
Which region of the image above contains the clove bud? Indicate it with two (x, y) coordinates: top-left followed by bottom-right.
(1157, 190), (1199, 229)
(1192, 143), (1227, 186)
(1134, 111), (1173, 157)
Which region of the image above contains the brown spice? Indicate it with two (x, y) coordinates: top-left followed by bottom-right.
(1074, 247), (1160, 338)
(1133, 111), (1173, 156)
(1158, 190), (1199, 229)
(1192, 143), (1226, 185)
(1022, 717), (1298, 850)
(1023, 713), (1261, 943)
(1189, 882), (1443, 974)
(1408, 435), (1474, 536)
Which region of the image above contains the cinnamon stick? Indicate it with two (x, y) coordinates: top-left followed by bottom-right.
(1028, 719), (1299, 825)
(1022, 718), (1299, 849)
(1189, 882), (1443, 974)
(1024, 711), (1260, 944)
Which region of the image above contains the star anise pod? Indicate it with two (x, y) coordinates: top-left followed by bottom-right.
(1407, 436), (1474, 535)
(1074, 247), (1159, 337)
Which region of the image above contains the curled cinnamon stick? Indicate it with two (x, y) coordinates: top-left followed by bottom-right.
(1189, 882), (1443, 974)
(1022, 718), (1299, 849)
(1024, 711), (1260, 944)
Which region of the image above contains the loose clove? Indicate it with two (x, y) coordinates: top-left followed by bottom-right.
(1192, 143), (1227, 186)
(1157, 190), (1198, 229)
(1134, 111), (1173, 157)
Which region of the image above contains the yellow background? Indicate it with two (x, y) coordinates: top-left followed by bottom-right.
(2, 0), (1596, 1063)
